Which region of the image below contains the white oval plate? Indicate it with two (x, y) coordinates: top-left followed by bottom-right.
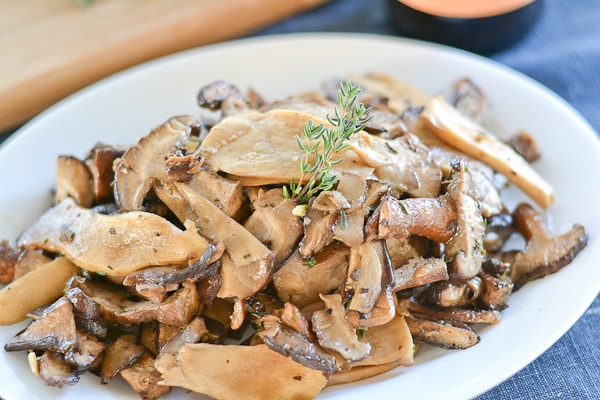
(1, 33), (599, 400)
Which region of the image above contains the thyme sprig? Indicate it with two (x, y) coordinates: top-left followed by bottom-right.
(283, 80), (371, 204)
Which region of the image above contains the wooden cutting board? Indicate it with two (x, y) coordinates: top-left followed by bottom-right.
(0, 0), (328, 132)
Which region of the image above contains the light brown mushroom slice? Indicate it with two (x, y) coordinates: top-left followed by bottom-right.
(13, 248), (52, 280)
(55, 155), (94, 208)
(349, 72), (431, 112)
(17, 197), (210, 276)
(351, 315), (414, 369)
(421, 96), (554, 208)
(157, 343), (328, 400)
(153, 180), (274, 300)
(120, 352), (172, 400)
(444, 159), (486, 280)
(198, 109), (374, 187)
(273, 243), (349, 309)
(345, 241), (384, 314)
(311, 293), (371, 362)
(0, 256), (79, 325)
(113, 115), (200, 211)
(348, 131), (442, 198)
(244, 187), (303, 266)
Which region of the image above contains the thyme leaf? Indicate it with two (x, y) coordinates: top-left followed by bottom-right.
(284, 80), (371, 204)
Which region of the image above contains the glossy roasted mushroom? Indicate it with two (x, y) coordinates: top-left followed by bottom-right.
(54, 155), (94, 208)
(17, 197), (210, 276)
(157, 343), (328, 400)
(311, 293), (371, 362)
(405, 316), (480, 350)
(503, 203), (588, 290)
(113, 115), (200, 211)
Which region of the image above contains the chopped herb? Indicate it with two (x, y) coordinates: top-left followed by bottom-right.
(284, 80), (371, 204)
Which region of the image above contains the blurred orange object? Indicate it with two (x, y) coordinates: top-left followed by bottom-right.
(397, 0), (535, 18)
(0, 0), (327, 132)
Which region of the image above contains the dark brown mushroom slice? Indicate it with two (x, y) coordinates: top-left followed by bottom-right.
(63, 329), (106, 373)
(299, 190), (350, 259)
(311, 293), (371, 362)
(444, 158), (486, 280)
(478, 270), (513, 311)
(164, 151), (204, 183)
(0, 239), (18, 284)
(392, 256), (449, 292)
(100, 334), (145, 383)
(450, 78), (486, 122)
(400, 298), (501, 325)
(405, 316), (480, 350)
(273, 243), (349, 309)
(153, 180), (275, 302)
(506, 130), (541, 163)
(37, 351), (80, 388)
(120, 352), (172, 400)
(155, 316), (208, 371)
(5, 297), (76, 353)
(113, 115), (200, 211)
(244, 187), (303, 266)
(54, 155), (94, 208)
(259, 321), (338, 374)
(86, 144), (125, 205)
(122, 242), (222, 287)
(506, 203), (588, 290)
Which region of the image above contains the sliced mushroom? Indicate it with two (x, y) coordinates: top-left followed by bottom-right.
(311, 293), (371, 362)
(244, 187), (303, 265)
(187, 168), (246, 219)
(0, 239), (18, 284)
(478, 270), (513, 310)
(5, 296), (76, 353)
(350, 315), (414, 369)
(424, 277), (483, 308)
(37, 351), (80, 388)
(344, 240), (389, 314)
(401, 298), (501, 325)
(505, 203), (588, 290)
(85, 144), (124, 205)
(63, 329), (105, 373)
(421, 96), (554, 208)
(506, 130), (541, 163)
(299, 189), (350, 259)
(12, 248), (51, 280)
(120, 352), (172, 400)
(259, 321), (338, 374)
(113, 115), (200, 211)
(392, 256), (449, 292)
(17, 197), (210, 276)
(100, 334), (145, 383)
(450, 78), (486, 122)
(405, 316), (480, 350)
(154, 316), (208, 372)
(444, 159), (486, 280)
(55, 155), (94, 208)
(153, 180), (274, 301)
(273, 243), (349, 309)
(157, 343), (328, 400)
(365, 195), (456, 243)
(483, 212), (515, 252)
(197, 80), (250, 117)
(0, 257), (79, 325)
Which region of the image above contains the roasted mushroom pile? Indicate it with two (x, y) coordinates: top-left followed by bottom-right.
(0, 73), (588, 400)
